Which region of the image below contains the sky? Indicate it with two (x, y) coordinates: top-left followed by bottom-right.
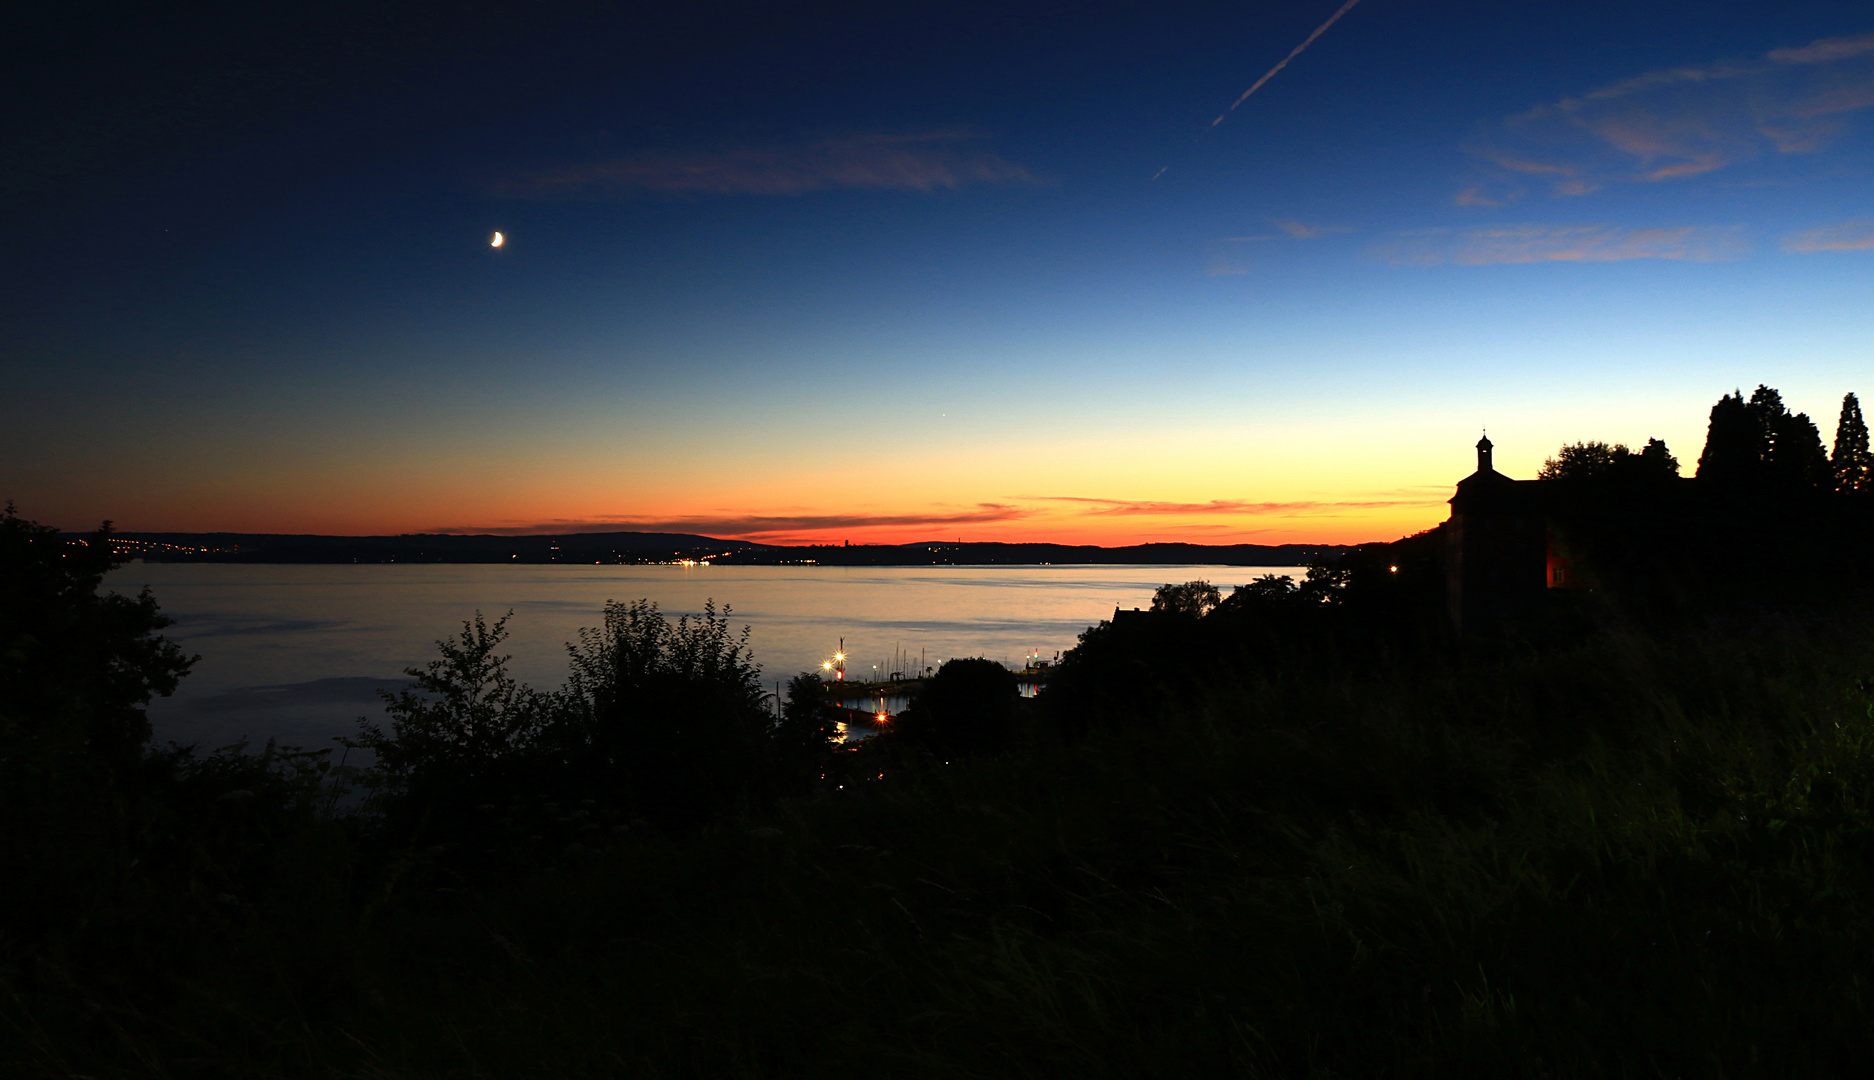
(4, 0), (1872, 546)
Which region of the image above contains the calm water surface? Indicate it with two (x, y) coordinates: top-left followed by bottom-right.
(103, 563), (1300, 751)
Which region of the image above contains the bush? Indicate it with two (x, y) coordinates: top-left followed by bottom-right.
(888, 657), (1020, 759)
(345, 610), (549, 813)
(778, 670), (842, 765)
(550, 598), (778, 821)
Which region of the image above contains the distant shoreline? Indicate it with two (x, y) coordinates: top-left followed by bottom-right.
(74, 530), (1355, 568)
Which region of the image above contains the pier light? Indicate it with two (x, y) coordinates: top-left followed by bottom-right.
(822, 661), (833, 671)
(834, 652), (845, 662)
(875, 711), (888, 723)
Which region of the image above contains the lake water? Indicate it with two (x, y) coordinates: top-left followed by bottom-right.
(103, 563), (1300, 753)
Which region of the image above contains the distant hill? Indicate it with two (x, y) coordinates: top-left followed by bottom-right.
(83, 531), (773, 564)
(714, 541), (1351, 567)
(82, 531), (1352, 566)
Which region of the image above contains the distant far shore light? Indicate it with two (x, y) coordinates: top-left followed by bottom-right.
(490, 231), (505, 248)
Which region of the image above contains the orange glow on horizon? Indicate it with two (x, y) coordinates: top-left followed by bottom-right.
(39, 491), (1454, 547)
(23, 408), (1624, 548)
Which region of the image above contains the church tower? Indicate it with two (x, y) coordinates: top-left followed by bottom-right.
(1445, 433), (1545, 632)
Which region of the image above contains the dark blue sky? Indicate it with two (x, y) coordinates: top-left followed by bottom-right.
(7, 1), (1872, 542)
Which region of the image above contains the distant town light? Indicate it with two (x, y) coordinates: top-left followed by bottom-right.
(1389, 565), (1398, 572)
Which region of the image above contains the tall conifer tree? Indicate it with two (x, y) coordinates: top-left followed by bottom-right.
(1697, 391), (1757, 483)
(1832, 392), (1871, 493)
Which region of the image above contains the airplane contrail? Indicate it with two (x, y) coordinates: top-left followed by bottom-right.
(1212, 0), (1365, 126)
(1153, 0), (1366, 179)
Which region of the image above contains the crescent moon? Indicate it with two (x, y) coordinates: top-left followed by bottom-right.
(490, 231), (505, 248)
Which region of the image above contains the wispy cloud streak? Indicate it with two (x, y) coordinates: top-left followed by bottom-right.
(1272, 218), (1351, 239)
(1036, 496), (1440, 516)
(1784, 220), (1874, 252)
(1212, 0), (1365, 127)
(1465, 31), (1874, 199)
(433, 505), (1031, 540)
(1382, 224), (1748, 265)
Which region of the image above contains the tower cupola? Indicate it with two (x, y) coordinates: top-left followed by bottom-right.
(1476, 433), (1494, 474)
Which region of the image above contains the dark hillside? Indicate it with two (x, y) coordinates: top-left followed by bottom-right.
(12, 502), (1874, 1076)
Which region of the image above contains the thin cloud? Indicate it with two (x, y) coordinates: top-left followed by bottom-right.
(1465, 31), (1874, 198)
(1768, 32), (1874, 65)
(1454, 186), (1506, 207)
(1784, 220), (1874, 252)
(1206, 220), (1348, 273)
(1271, 218), (1351, 239)
(1382, 224), (1749, 266)
(435, 504), (1030, 540)
(1035, 496), (1440, 516)
(494, 130), (1035, 198)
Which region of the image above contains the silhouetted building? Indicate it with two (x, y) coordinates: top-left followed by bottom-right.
(1445, 435), (1550, 632)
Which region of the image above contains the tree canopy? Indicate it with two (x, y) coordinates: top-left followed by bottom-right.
(1538, 439), (1678, 483)
(1696, 385), (1829, 492)
(1151, 580), (1222, 617)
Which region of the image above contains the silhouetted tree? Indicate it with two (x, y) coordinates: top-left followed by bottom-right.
(1539, 441), (1624, 481)
(1216, 566), (1355, 611)
(1768, 409), (1831, 492)
(554, 599), (772, 820)
(1151, 580), (1221, 617)
(889, 658), (1019, 758)
(1697, 391), (1760, 484)
(1300, 561), (1352, 604)
(1697, 385), (1828, 492)
(1541, 439), (1679, 485)
(1235, 574), (1298, 603)
(1833, 393), (1872, 494)
(0, 505), (194, 777)
(1747, 384), (1785, 437)
(1637, 438), (1680, 478)
(777, 671), (841, 763)
(1, 507), (199, 944)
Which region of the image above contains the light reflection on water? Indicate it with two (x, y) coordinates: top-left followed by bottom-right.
(103, 563), (1301, 752)
(829, 683), (1040, 718)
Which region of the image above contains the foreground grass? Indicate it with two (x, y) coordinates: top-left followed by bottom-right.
(8, 612), (1874, 1077)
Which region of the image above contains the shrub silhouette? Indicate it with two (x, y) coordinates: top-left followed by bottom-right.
(777, 670), (841, 765)
(346, 598), (810, 833)
(552, 598), (774, 822)
(890, 657), (1019, 759)
(344, 610), (548, 812)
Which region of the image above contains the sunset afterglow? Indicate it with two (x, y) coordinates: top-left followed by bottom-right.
(6, 4), (1871, 547)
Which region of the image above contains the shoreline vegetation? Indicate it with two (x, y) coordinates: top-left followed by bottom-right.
(9, 385), (1874, 1076)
